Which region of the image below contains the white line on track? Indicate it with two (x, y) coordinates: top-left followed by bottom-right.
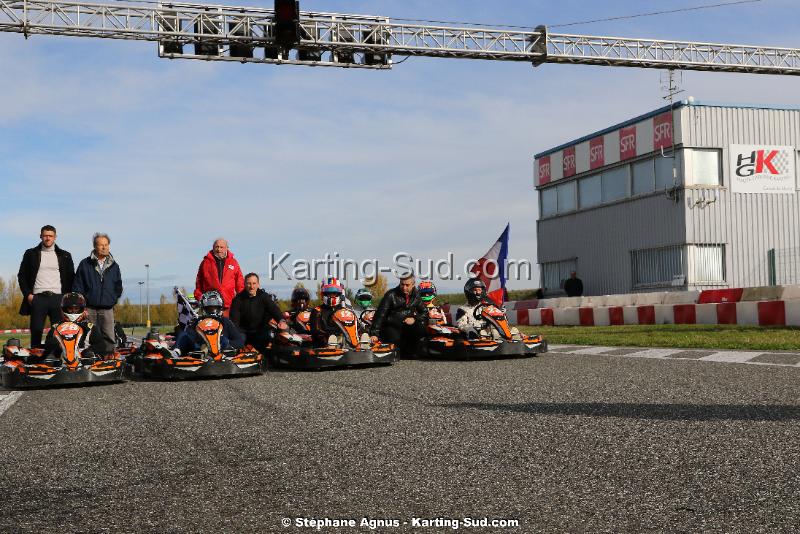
(0, 392), (23, 418)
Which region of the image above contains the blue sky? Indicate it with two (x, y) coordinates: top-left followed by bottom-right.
(1, 0), (799, 300)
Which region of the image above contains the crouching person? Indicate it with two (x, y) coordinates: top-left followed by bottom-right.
(230, 273), (287, 354)
(369, 274), (426, 357)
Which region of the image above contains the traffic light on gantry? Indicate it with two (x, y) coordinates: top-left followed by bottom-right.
(274, 0), (301, 50)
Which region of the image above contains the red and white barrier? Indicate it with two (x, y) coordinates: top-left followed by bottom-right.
(441, 284), (800, 328)
(520, 300), (800, 327)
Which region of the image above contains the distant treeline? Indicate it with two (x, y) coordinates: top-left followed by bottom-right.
(1, 274), (539, 328)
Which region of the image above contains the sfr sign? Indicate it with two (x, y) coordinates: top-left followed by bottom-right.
(589, 137), (605, 169)
(653, 112), (673, 150)
(563, 146), (576, 177)
(537, 156), (551, 185)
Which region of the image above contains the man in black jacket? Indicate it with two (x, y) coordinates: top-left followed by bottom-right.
(230, 273), (287, 353)
(564, 271), (584, 297)
(369, 275), (427, 357)
(17, 225), (75, 348)
(73, 233), (123, 355)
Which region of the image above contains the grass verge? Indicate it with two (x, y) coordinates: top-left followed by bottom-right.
(520, 324), (800, 351)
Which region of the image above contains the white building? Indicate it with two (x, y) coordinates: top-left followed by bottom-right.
(535, 99), (800, 296)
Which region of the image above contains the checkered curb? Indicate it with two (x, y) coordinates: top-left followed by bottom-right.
(550, 344), (800, 368)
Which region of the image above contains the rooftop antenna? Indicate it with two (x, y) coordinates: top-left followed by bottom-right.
(660, 69), (684, 203)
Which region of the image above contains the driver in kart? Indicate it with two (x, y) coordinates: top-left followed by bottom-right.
(309, 277), (355, 347)
(418, 281), (448, 326)
(41, 292), (97, 360)
(176, 290), (245, 354)
(354, 288), (375, 331)
(286, 286), (312, 331)
(455, 278), (492, 338)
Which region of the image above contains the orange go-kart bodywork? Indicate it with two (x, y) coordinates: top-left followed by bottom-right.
(1, 322), (126, 389)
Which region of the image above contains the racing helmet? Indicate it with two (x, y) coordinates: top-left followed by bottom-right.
(464, 278), (486, 305)
(321, 277), (344, 307)
(291, 287), (311, 310)
(418, 281), (437, 303)
(60, 292), (87, 322)
(199, 290), (225, 317)
(355, 288), (373, 309)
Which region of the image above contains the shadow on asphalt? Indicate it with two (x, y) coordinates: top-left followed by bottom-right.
(441, 402), (800, 421)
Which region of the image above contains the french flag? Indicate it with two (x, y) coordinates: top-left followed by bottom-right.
(470, 224), (510, 306)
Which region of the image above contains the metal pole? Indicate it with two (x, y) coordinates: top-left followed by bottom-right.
(145, 264), (151, 328)
(138, 281), (144, 326)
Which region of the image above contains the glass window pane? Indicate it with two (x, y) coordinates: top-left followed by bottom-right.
(656, 151), (682, 189)
(602, 165), (629, 202)
(557, 181), (576, 213)
(690, 149), (721, 186)
(542, 259), (576, 293)
(541, 187), (557, 217)
(631, 245), (685, 288)
(632, 158), (655, 195)
(689, 244), (725, 283)
(579, 175), (601, 208)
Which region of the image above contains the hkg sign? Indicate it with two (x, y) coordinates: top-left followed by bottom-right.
(730, 145), (796, 194)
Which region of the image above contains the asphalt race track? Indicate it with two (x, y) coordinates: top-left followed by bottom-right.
(0, 350), (798, 533)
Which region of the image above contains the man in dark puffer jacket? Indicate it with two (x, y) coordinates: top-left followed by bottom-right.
(72, 233), (123, 356)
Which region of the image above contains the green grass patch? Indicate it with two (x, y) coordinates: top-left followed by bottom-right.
(520, 324), (800, 351)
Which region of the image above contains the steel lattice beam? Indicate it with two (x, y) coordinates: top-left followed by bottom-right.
(1, 0), (799, 74)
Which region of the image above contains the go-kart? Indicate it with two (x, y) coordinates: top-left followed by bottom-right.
(419, 302), (547, 359)
(268, 307), (397, 370)
(1, 323), (126, 389)
(127, 317), (262, 380)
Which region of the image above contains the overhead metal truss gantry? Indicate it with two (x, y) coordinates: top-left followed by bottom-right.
(1, 0), (800, 75)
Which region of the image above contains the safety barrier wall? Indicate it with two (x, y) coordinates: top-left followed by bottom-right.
(442, 284), (800, 328)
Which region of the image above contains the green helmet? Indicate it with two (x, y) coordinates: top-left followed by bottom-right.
(355, 288), (373, 308)
(418, 281), (436, 303)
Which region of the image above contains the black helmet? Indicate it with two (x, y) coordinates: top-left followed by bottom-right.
(291, 287), (311, 308)
(464, 278), (486, 305)
(199, 290), (224, 317)
(61, 292), (87, 322)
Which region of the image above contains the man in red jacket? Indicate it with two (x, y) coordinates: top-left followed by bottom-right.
(194, 238), (244, 314)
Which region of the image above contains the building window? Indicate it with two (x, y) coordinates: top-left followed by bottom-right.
(631, 245), (685, 288)
(602, 165), (630, 202)
(687, 149), (721, 186)
(688, 244), (725, 284)
(632, 158), (655, 195)
(557, 181), (576, 213)
(541, 187), (557, 217)
(655, 150), (682, 190)
(541, 258), (577, 294)
(579, 174), (602, 208)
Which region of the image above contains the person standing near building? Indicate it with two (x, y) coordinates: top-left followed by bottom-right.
(564, 271), (584, 297)
(17, 225), (75, 348)
(72, 233), (123, 355)
(194, 238), (244, 314)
